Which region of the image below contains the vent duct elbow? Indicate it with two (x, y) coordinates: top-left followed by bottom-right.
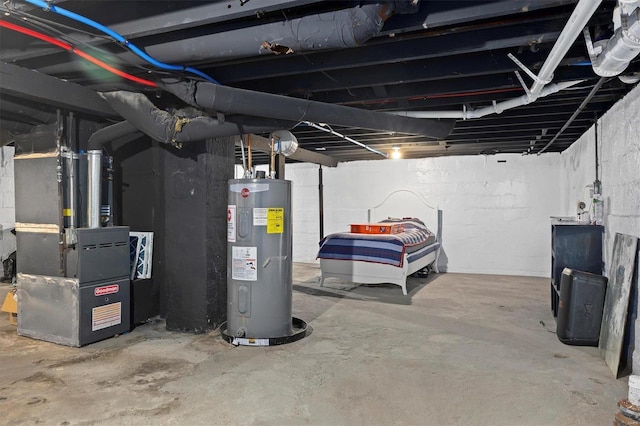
(587, 2), (640, 77)
(88, 120), (141, 151)
(97, 91), (295, 145)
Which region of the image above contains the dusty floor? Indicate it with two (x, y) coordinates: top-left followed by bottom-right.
(0, 264), (629, 425)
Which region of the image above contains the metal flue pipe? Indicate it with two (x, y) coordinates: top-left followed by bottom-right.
(86, 150), (102, 228)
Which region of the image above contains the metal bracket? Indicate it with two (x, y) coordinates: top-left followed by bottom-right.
(514, 70), (532, 99)
(491, 100), (503, 114)
(508, 52), (552, 86)
(64, 227), (77, 246)
(583, 28), (601, 59)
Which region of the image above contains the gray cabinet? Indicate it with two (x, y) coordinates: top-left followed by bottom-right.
(550, 223), (603, 317)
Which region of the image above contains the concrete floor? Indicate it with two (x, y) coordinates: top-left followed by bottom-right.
(0, 264), (628, 425)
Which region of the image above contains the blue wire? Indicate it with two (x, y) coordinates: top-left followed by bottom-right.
(24, 0), (220, 84)
(185, 67), (218, 82)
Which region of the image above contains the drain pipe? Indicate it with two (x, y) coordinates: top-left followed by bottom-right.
(391, 80), (583, 120)
(530, 0), (603, 95)
(391, 0), (602, 120)
(537, 77), (606, 154)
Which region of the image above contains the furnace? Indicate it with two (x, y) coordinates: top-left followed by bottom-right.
(13, 119), (130, 347)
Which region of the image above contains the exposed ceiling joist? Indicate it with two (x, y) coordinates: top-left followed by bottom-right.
(0, 61), (116, 117)
(381, 0), (578, 35)
(0, 0), (637, 161)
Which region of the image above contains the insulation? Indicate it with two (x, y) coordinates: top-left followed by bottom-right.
(161, 80), (455, 139)
(144, 2), (415, 63)
(97, 91), (294, 146)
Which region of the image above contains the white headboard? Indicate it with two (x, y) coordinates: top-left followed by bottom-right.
(367, 189), (442, 242)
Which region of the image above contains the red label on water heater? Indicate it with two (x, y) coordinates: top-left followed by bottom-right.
(95, 284), (119, 296)
(241, 188), (250, 198)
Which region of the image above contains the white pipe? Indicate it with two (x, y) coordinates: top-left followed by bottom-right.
(530, 0), (603, 95)
(390, 80), (583, 120)
(590, 4), (640, 77)
(388, 1), (600, 121)
(619, 0), (640, 15)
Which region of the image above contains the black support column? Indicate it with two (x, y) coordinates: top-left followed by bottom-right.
(163, 137), (235, 332)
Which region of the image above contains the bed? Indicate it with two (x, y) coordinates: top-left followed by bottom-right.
(317, 189), (442, 295)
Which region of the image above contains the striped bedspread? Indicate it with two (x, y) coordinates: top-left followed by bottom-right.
(317, 219), (435, 267)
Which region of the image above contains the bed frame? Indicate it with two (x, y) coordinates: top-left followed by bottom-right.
(319, 189), (442, 295)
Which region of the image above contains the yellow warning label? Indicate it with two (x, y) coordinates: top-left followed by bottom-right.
(62, 209), (72, 217)
(267, 208), (284, 234)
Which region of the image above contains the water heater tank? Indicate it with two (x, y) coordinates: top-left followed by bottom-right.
(227, 178), (293, 338)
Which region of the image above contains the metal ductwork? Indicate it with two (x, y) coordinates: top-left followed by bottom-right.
(586, 0), (640, 77)
(160, 80), (455, 139)
(0, 119), (33, 134)
(0, 99), (55, 125)
(139, 2), (415, 63)
(87, 120), (142, 151)
(97, 91), (297, 147)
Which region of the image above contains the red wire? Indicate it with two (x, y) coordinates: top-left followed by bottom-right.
(0, 19), (157, 88)
(409, 87), (523, 100)
(0, 19), (72, 50)
(74, 49), (157, 87)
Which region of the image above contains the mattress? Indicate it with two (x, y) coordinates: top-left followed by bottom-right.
(317, 219), (436, 267)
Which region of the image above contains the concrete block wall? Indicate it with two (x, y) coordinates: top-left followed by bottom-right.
(560, 82), (640, 372)
(560, 83), (640, 275)
(287, 153), (561, 277)
(0, 146), (16, 261)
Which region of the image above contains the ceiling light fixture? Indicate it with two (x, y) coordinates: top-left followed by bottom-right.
(390, 146), (402, 160)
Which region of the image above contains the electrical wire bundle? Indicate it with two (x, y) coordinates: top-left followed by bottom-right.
(0, 0), (220, 88)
